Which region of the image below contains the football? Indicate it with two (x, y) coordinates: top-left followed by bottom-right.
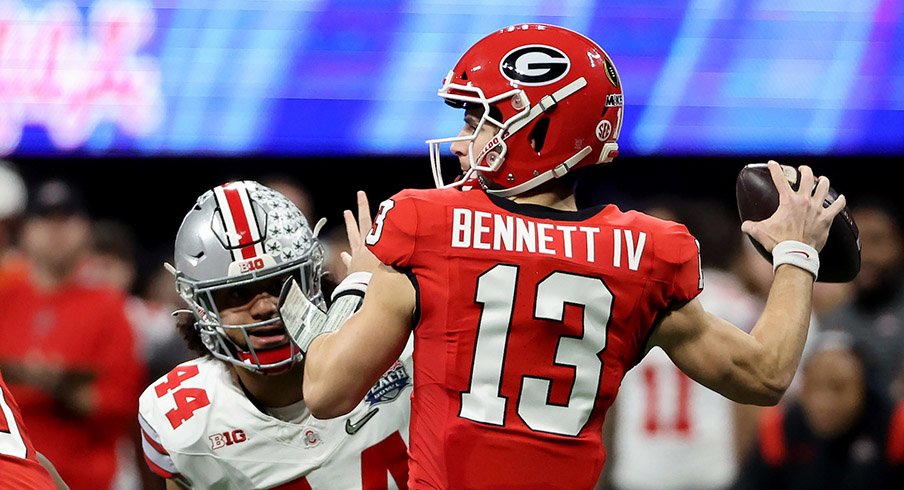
(735, 163), (861, 283)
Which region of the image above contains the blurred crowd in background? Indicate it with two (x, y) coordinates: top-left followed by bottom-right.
(2, 154), (903, 489)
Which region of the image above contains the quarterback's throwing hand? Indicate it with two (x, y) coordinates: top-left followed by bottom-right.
(739, 160), (845, 253)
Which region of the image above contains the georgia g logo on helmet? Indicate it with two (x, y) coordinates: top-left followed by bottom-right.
(500, 44), (571, 86)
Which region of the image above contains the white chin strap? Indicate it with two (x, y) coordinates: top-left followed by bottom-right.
(486, 145), (595, 198)
(485, 139), (620, 198)
(504, 77), (587, 136)
(479, 77), (600, 197)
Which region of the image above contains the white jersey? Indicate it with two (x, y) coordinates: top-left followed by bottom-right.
(138, 345), (412, 490)
(610, 270), (760, 490)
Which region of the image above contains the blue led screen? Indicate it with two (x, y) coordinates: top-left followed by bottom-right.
(2, 0), (902, 157)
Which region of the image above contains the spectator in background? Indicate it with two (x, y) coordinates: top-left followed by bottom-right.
(0, 160), (28, 286)
(82, 220), (193, 382)
(734, 331), (904, 489)
(820, 200), (904, 400)
(812, 281), (853, 321)
(82, 219), (140, 294)
(142, 253), (184, 309)
(0, 179), (145, 490)
(604, 197), (763, 490)
(81, 220), (192, 490)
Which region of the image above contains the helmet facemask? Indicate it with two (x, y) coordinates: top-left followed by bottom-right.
(176, 248), (324, 375)
(426, 71), (530, 190)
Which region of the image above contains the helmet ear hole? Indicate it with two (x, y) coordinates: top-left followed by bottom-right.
(529, 117), (551, 152)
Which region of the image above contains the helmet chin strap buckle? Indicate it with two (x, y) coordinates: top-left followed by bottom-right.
(537, 94), (558, 112)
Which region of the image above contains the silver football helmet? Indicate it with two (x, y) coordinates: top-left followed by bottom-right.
(171, 180), (325, 374)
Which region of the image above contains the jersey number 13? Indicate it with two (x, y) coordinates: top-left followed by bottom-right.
(460, 264), (611, 437)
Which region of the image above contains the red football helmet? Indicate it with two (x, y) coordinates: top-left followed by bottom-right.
(427, 24), (624, 197)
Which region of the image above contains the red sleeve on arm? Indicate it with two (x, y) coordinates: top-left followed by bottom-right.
(659, 222), (703, 304)
(366, 190), (419, 268)
(139, 419), (180, 479)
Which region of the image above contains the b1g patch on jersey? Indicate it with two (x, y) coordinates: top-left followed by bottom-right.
(365, 360), (410, 406)
(209, 429), (248, 450)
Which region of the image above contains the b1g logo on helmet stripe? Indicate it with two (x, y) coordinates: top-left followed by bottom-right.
(500, 45), (570, 86)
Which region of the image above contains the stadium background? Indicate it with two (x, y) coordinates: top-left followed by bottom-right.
(10, 154), (896, 285)
(5, 0), (901, 281)
(2, 0), (902, 488)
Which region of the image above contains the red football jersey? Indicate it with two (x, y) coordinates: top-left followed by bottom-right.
(0, 371), (57, 490)
(366, 188), (702, 489)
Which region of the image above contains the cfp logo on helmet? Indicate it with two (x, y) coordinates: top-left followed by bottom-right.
(500, 45), (571, 86)
(604, 56), (620, 88)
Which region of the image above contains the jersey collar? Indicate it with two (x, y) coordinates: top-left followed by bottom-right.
(485, 193), (608, 221)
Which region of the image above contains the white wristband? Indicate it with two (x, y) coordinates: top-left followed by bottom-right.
(772, 240), (819, 280)
(279, 279), (329, 353)
(324, 294), (364, 331)
(331, 271), (372, 301)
